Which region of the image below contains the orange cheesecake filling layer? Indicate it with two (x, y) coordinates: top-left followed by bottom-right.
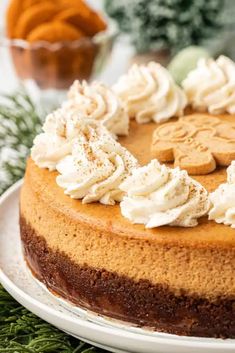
(20, 156), (235, 299)
(20, 215), (235, 338)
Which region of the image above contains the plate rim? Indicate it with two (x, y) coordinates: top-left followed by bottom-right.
(0, 180), (235, 349)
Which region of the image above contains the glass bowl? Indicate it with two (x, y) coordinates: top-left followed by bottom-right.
(0, 21), (118, 109)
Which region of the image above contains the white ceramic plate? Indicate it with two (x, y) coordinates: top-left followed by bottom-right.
(0, 181), (235, 353)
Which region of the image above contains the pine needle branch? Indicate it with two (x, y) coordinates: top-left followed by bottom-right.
(0, 284), (107, 352)
(0, 91), (43, 194)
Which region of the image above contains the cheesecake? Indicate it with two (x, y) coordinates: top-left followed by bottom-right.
(20, 119), (235, 338)
(19, 60), (235, 338)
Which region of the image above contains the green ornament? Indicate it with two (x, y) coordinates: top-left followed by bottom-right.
(168, 46), (210, 85)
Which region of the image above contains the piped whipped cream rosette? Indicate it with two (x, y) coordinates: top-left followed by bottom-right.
(56, 119), (139, 205)
(31, 108), (87, 171)
(209, 161), (235, 227)
(31, 79), (130, 170)
(120, 159), (210, 228)
(182, 55), (235, 114)
(65, 80), (129, 137)
(112, 62), (187, 124)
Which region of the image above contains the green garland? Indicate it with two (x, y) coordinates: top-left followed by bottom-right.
(105, 0), (225, 54)
(0, 92), (42, 194)
(0, 284), (105, 352)
(0, 93), (107, 353)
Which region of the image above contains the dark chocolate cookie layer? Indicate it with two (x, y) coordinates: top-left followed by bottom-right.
(20, 215), (235, 338)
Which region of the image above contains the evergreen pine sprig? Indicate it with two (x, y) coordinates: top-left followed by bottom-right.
(0, 284), (105, 352)
(0, 91), (43, 194)
(105, 0), (225, 54)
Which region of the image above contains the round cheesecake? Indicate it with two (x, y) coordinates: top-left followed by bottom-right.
(20, 119), (235, 338)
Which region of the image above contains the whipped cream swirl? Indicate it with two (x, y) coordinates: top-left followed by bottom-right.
(31, 108), (78, 171)
(120, 160), (210, 228)
(65, 80), (129, 136)
(31, 80), (129, 170)
(182, 55), (235, 114)
(209, 161), (235, 227)
(56, 120), (139, 205)
(113, 62), (187, 124)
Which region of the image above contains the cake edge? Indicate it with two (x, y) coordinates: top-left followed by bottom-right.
(20, 214), (235, 338)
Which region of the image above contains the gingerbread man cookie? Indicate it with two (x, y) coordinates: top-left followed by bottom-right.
(15, 2), (59, 39)
(6, 0), (44, 38)
(27, 21), (83, 42)
(151, 114), (235, 175)
(55, 2), (107, 37)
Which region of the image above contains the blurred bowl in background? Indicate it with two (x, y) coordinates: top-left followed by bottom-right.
(0, 21), (118, 109)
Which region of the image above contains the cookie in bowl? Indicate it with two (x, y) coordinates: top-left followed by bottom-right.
(5, 0), (114, 90)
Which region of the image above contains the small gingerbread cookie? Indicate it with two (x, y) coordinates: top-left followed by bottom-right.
(15, 2), (59, 39)
(23, 0), (47, 8)
(27, 21), (84, 43)
(151, 114), (235, 175)
(55, 2), (107, 36)
(6, 0), (45, 38)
